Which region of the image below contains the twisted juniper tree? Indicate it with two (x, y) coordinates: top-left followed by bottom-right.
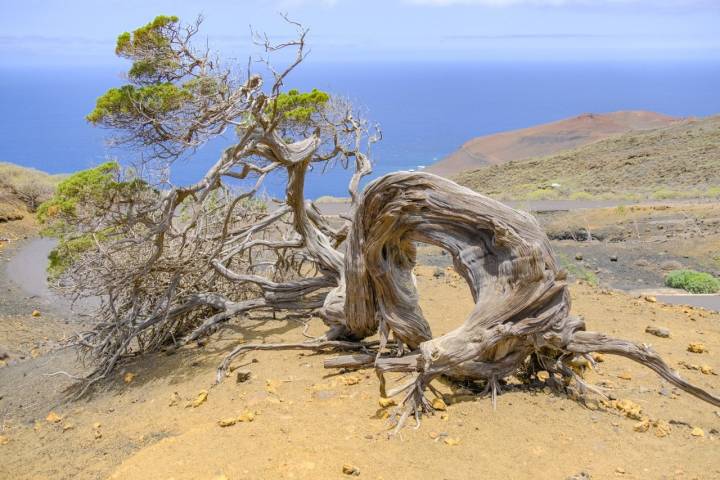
(49, 15), (720, 429)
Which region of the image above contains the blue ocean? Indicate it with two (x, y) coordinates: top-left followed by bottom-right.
(1, 61), (719, 198)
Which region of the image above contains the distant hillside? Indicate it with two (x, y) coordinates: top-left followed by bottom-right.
(454, 115), (720, 200)
(427, 111), (679, 177)
(0, 163), (62, 222)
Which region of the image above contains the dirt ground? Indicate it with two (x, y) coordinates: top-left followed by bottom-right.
(1, 257), (719, 480)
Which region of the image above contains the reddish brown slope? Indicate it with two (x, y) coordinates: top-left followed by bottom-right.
(427, 111), (679, 177)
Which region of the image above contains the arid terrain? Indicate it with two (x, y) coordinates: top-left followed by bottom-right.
(2, 197), (720, 479)
(452, 115), (720, 201)
(426, 111), (679, 177)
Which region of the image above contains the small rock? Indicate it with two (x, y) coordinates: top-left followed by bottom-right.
(537, 370), (550, 382)
(654, 420), (672, 438)
(123, 372), (136, 384)
(378, 397), (397, 408)
(0, 435), (9, 445)
(687, 342), (707, 354)
(644, 296), (657, 303)
(633, 419), (650, 432)
(218, 418), (238, 428)
(236, 410), (255, 422)
(169, 392), (181, 407)
(236, 371), (251, 383)
(575, 253), (583, 261)
(645, 326), (670, 338)
(691, 427), (704, 437)
(591, 353), (605, 363)
(31, 310), (41, 317)
(433, 268), (445, 278)
(700, 365), (715, 375)
(617, 372), (632, 381)
(660, 260), (683, 271)
(342, 464), (361, 476)
(443, 437), (460, 446)
(46, 411), (62, 423)
(565, 472), (592, 480)
(609, 255), (618, 262)
(432, 398), (447, 411)
(615, 467), (625, 474)
(189, 390), (208, 408)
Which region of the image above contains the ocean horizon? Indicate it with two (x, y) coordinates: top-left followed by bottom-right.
(1, 60), (719, 198)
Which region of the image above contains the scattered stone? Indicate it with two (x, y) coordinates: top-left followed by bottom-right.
(575, 253), (583, 261)
(443, 437), (460, 446)
(236, 371), (251, 383)
(609, 255), (618, 262)
(700, 365), (715, 375)
(0, 435), (9, 445)
(188, 390), (208, 408)
(687, 342), (707, 353)
(536, 370), (550, 382)
(93, 422), (101, 429)
(46, 411), (62, 423)
(218, 418), (238, 428)
(691, 427), (704, 437)
(645, 325), (670, 338)
(236, 410), (255, 422)
(615, 467), (626, 474)
(605, 399), (643, 420)
(565, 471), (591, 480)
(654, 420), (671, 438)
(633, 419), (650, 432)
(342, 464), (361, 476)
(591, 353), (605, 363)
(169, 392), (181, 407)
(341, 375), (362, 386)
(644, 296), (657, 303)
(123, 372), (136, 384)
(660, 260), (683, 271)
(62, 423), (75, 432)
(31, 309), (41, 317)
(378, 397), (396, 408)
(431, 398), (447, 411)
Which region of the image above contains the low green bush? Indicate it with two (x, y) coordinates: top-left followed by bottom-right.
(664, 269), (720, 294)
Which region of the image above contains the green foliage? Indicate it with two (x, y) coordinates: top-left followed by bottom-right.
(47, 233), (99, 279)
(87, 83), (191, 124)
(37, 163), (150, 277)
(37, 162), (121, 225)
(115, 15), (180, 81)
(664, 269), (720, 294)
(268, 88), (330, 123)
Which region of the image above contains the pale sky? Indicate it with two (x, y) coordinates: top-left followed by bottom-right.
(1, 0), (719, 66)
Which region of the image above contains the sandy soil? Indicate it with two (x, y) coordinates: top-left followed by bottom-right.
(1, 260), (719, 480)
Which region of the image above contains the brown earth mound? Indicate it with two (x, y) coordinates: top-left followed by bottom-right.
(455, 115), (720, 200)
(427, 111), (679, 177)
